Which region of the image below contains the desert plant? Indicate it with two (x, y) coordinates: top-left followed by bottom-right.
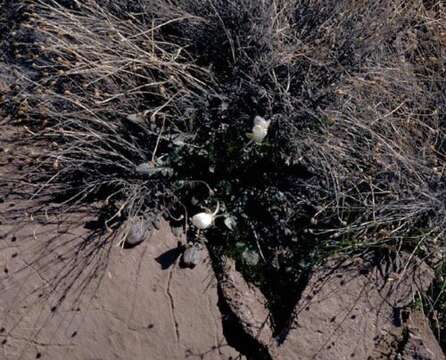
(4, 0), (446, 340)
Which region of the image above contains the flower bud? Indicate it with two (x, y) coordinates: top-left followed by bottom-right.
(191, 212), (214, 229)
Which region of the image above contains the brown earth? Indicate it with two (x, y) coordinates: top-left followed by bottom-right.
(219, 251), (445, 360)
(277, 253), (444, 360)
(1, 210), (444, 360)
(0, 202), (242, 360)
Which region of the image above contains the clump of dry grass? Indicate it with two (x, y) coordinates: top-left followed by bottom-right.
(4, 0), (446, 340)
(300, 1), (446, 257)
(21, 0), (211, 223)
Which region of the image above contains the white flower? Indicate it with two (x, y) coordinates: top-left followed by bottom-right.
(191, 212), (214, 229)
(191, 202), (220, 229)
(224, 215), (237, 231)
(254, 115), (271, 129)
(252, 124), (268, 143)
(247, 115), (271, 144)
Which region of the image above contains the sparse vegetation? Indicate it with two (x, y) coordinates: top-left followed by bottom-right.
(2, 0), (446, 347)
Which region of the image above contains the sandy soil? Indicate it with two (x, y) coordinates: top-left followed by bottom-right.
(0, 190), (241, 360)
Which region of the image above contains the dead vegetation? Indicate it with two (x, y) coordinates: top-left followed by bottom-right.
(1, 0), (446, 351)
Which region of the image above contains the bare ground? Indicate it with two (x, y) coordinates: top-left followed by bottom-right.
(0, 204), (241, 360)
(2, 202), (443, 359)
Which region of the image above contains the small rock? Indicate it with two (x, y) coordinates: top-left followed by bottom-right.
(241, 249), (259, 266)
(126, 113), (144, 123)
(125, 219), (150, 246)
(135, 162), (153, 176)
(171, 225), (183, 238)
(182, 243), (204, 268)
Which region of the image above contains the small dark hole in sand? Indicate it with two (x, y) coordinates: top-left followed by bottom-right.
(0, 327), (4, 333)
(4, 268), (8, 274)
(36, 353), (42, 359)
(147, 324), (154, 329)
(330, 316), (336, 322)
(351, 314), (356, 319)
(402, 310), (410, 323)
(359, 268), (369, 275)
(11, 236), (16, 242)
(11, 252), (18, 258)
(71, 331), (77, 338)
(393, 307), (402, 327)
(50, 306), (57, 312)
(340, 280), (345, 285)
(1, 339), (6, 345)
